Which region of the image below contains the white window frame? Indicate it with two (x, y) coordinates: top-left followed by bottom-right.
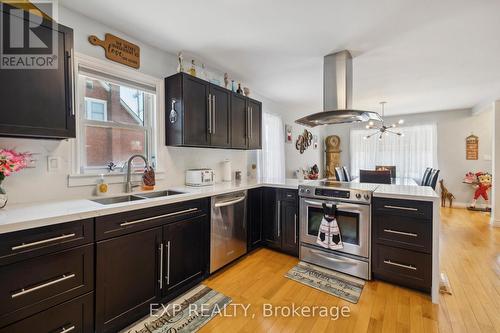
(84, 97), (108, 122)
(69, 53), (164, 186)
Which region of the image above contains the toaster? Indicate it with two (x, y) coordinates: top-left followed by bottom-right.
(185, 168), (215, 186)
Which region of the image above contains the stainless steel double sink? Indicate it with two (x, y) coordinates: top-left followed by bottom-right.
(91, 190), (185, 205)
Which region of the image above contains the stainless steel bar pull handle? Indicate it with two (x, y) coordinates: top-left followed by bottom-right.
(294, 214), (297, 244)
(12, 233), (76, 251)
(212, 94), (216, 134)
(159, 243), (164, 289)
(384, 259), (417, 270)
(277, 201), (281, 237)
(58, 325), (76, 333)
(383, 205), (418, 212)
(120, 208), (199, 227)
(11, 273), (76, 298)
(166, 241), (171, 285)
(249, 107), (253, 139)
(214, 196), (246, 208)
(208, 94), (212, 134)
(383, 229), (418, 237)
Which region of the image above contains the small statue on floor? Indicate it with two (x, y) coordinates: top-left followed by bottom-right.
(439, 179), (455, 208)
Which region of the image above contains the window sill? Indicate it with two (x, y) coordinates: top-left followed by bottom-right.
(67, 171), (165, 187)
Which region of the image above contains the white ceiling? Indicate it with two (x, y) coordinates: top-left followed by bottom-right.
(60, 0), (500, 116)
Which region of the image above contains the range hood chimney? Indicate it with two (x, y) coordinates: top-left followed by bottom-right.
(295, 50), (381, 127)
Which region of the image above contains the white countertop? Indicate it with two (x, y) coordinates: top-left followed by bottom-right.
(0, 179), (308, 234)
(373, 184), (439, 201)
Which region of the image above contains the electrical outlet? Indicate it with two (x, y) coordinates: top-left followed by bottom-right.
(47, 156), (60, 172)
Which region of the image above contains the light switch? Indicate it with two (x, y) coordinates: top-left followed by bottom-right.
(47, 156), (60, 172)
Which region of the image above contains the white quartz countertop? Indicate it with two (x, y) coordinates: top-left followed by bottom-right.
(0, 179), (308, 234)
(373, 184), (439, 201)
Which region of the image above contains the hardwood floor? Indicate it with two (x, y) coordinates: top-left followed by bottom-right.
(201, 208), (500, 333)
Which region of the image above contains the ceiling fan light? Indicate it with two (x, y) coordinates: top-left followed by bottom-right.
(391, 124), (397, 128)
(368, 121), (374, 126)
(398, 119), (404, 125)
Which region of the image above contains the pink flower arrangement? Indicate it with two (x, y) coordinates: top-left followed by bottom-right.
(0, 149), (30, 179)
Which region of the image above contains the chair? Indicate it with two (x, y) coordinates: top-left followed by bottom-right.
(376, 165), (396, 178)
(359, 170), (391, 184)
(335, 167), (346, 181)
(342, 166), (351, 182)
(421, 167), (432, 186)
(425, 169), (440, 190)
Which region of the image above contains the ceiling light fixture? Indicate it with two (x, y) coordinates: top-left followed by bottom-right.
(364, 102), (404, 140)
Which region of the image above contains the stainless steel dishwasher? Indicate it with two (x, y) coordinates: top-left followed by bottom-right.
(210, 190), (247, 273)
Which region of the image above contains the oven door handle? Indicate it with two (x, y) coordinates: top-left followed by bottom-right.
(309, 249), (358, 265)
(304, 199), (356, 210)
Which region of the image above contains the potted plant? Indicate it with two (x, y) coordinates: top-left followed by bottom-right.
(0, 149), (30, 208)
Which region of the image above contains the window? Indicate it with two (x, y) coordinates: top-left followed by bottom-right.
(76, 65), (157, 174)
(257, 112), (285, 180)
(350, 124), (438, 179)
(85, 98), (107, 121)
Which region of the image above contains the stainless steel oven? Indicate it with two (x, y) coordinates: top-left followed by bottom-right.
(298, 181), (377, 280)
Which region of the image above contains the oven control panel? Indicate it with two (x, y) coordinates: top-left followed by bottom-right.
(299, 186), (372, 203)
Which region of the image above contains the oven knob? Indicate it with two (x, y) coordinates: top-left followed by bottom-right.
(364, 194), (370, 200)
(306, 189), (311, 194)
(355, 193), (361, 199)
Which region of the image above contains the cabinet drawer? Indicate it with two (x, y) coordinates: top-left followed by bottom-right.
(373, 198), (432, 220)
(0, 292), (94, 333)
(278, 189), (298, 202)
(96, 198), (209, 240)
(373, 214), (432, 253)
(373, 244), (431, 292)
(0, 219), (93, 266)
(0, 244), (94, 326)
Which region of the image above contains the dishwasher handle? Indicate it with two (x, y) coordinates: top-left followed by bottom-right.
(214, 195), (246, 208)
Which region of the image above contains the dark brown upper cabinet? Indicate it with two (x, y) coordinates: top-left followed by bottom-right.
(165, 72), (261, 150)
(0, 6), (75, 139)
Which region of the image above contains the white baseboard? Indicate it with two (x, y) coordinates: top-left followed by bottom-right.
(449, 202), (490, 209)
(491, 219), (500, 227)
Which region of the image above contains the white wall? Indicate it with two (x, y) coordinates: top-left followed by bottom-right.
(321, 108), (494, 205)
(1, 6), (288, 204)
(492, 101), (500, 226)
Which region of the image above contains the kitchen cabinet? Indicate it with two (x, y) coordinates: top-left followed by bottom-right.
(262, 188), (299, 256)
(166, 73), (230, 148)
(247, 188), (263, 251)
(163, 215), (207, 297)
(95, 198), (210, 333)
(247, 98), (262, 149)
(372, 197), (433, 293)
(96, 227), (162, 333)
(0, 6), (75, 139)
(165, 72), (261, 149)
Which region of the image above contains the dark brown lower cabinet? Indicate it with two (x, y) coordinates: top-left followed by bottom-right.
(372, 197), (433, 293)
(163, 216), (207, 296)
(247, 188), (263, 251)
(0, 292), (94, 333)
(262, 188), (299, 257)
(96, 227), (162, 333)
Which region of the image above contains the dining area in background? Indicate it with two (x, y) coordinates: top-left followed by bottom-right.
(333, 165), (440, 189)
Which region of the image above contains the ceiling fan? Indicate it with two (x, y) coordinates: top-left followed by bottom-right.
(364, 102), (404, 140)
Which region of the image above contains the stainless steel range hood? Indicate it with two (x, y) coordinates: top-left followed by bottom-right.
(295, 50), (381, 127)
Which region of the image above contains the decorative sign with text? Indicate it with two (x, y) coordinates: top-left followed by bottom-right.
(465, 134), (479, 160)
(89, 33), (140, 69)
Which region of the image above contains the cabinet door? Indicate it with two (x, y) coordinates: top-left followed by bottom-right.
(247, 99), (262, 149)
(230, 94), (248, 149)
(209, 85), (230, 147)
(0, 13), (75, 139)
(262, 188), (281, 249)
(247, 188), (263, 251)
(163, 216), (206, 296)
(96, 227), (162, 333)
(182, 75), (210, 146)
(281, 199), (299, 257)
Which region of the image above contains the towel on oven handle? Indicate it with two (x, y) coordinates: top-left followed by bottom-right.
(316, 203), (344, 250)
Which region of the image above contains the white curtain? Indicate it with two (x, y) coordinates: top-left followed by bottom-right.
(350, 123), (438, 179)
(257, 112), (286, 181)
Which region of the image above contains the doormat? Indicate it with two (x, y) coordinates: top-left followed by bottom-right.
(285, 261), (365, 304)
(122, 285), (231, 333)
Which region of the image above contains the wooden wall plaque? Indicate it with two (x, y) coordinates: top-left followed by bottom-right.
(465, 134), (479, 160)
(89, 33), (140, 69)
